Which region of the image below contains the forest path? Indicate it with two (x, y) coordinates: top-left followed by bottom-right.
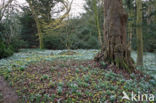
(0, 76), (18, 103)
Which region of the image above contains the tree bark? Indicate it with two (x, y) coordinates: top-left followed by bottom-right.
(95, 0), (135, 72)
(136, 0), (143, 66)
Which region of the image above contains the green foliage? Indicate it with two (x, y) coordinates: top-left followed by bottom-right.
(69, 17), (100, 49)
(0, 40), (14, 59)
(0, 37), (26, 59)
(11, 37), (28, 51)
(75, 68), (80, 73)
(69, 83), (78, 93)
(43, 33), (65, 49)
(48, 80), (56, 88)
(0, 7), (23, 58)
(40, 74), (49, 81)
(77, 80), (90, 88)
(19, 6), (38, 48)
(57, 86), (63, 95)
(43, 17), (100, 50)
(142, 23), (156, 52)
(20, 66), (25, 71)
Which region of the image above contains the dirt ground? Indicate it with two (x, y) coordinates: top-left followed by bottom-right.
(0, 76), (18, 103)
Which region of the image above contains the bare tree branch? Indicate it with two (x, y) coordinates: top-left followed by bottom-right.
(45, 0), (73, 30)
(0, 0), (14, 21)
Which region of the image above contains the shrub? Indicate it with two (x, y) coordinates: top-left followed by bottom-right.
(0, 40), (14, 59)
(11, 38), (28, 51)
(43, 34), (65, 50)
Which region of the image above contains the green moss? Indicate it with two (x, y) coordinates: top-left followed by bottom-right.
(115, 58), (131, 73)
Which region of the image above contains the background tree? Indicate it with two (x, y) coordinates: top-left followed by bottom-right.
(136, 0), (143, 66)
(0, 0), (21, 45)
(43, 0), (102, 50)
(26, 0), (73, 49)
(84, 0), (104, 47)
(142, 0), (156, 52)
(0, 0), (23, 58)
(26, 0), (43, 49)
(92, 0), (102, 46)
(123, 0), (135, 51)
(0, 0), (13, 21)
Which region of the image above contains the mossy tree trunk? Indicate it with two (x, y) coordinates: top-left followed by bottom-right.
(136, 0), (143, 66)
(26, 0), (44, 49)
(95, 0), (135, 72)
(93, 0), (102, 46)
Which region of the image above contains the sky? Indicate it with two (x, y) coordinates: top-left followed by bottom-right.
(16, 0), (86, 17)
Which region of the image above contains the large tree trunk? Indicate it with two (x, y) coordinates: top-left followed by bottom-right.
(95, 0), (135, 72)
(136, 0), (143, 66)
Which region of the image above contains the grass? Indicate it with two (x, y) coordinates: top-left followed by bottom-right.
(0, 49), (156, 102)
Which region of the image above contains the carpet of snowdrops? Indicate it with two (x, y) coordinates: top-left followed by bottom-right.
(0, 49), (156, 78)
(0, 49), (156, 102)
(0, 49), (96, 69)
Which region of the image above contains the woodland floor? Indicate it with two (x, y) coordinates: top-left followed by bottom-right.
(0, 49), (156, 103)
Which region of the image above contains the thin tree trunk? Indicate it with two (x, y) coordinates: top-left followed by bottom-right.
(95, 0), (135, 72)
(128, 9), (134, 51)
(93, 0), (102, 46)
(136, 0), (143, 66)
(154, 0), (156, 24)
